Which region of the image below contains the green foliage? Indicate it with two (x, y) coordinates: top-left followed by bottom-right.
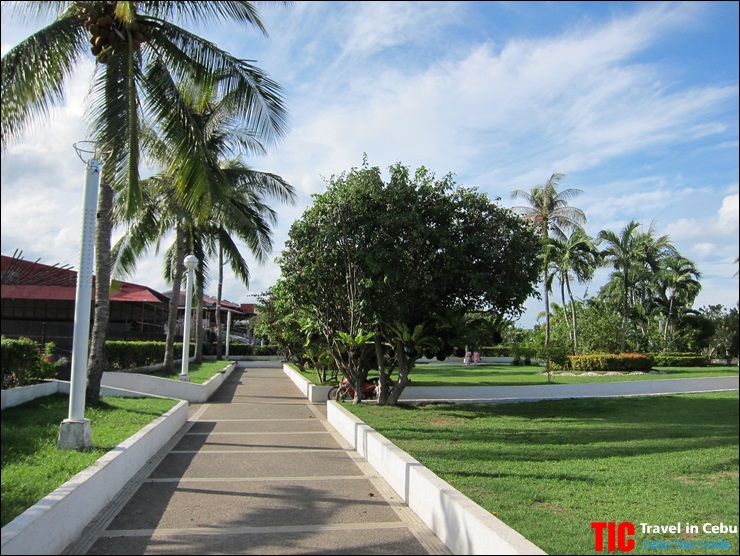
(1, 337), (62, 389)
(569, 352), (655, 372)
(104, 341), (185, 370)
(278, 157), (542, 402)
(701, 304), (740, 361)
(652, 353), (707, 367)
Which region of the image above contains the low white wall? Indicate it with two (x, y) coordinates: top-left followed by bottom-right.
(101, 362), (236, 402)
(1, 400), (188, 555)
(281, 363), (334, 402)
(1, 381), (158, 411)
(327, 401), (546, 555)
(1, 381), (60, 410)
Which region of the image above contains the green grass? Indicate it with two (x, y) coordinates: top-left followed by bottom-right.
(149, 360), (233, 384)
(1, 394), (178, 527)
(407, 364), (738, 386)
(291, 363), (738, 386)
(345, 392), (739, 555)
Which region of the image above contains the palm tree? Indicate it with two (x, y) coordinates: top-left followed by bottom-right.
(549, 229), (599, 354)
(597, 220), (676, 352)
(511, 173), (586, 347)
(656, 255), (702, 345)
(2, 2), (290, 403)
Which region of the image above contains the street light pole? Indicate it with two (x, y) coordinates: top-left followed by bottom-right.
(180, 255), (198, 381)
(225, 310), (232, 358)
(58, 142), (105, 450)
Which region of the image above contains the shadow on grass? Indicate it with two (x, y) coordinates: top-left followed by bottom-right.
(355, 394), (739, 464)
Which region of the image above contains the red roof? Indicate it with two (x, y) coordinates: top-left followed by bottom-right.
(1, 255), (166, 304)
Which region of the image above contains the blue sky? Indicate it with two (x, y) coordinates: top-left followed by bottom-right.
(1, 1), (738, 328)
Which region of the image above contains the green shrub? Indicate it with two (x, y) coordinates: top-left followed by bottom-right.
(104, 341), (194, 370)
(479, 346), (512, 357)
(569, 353), (654, 372)
(1, 336), (61, 388)
(653, 353), (707, 367)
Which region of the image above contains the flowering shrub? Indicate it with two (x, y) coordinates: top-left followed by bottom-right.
(1, 336), (63, 389)
(568, 352), (654, 372)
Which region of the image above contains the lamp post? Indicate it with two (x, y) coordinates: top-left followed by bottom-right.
(225, 310), (232, 358)
(58, 142), (106, 450)
(180, 255), (198, 381)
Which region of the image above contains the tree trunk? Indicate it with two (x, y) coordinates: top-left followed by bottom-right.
(195, 278), (204, 363)
(386, 341), (412, 405)
(163, 225), (185, 374)
(375, 332), (389, 405)
(543, 266), (551, 347)
(565, 273), (579, 355)
(621, 276), (629, 353)
(86, 179), (114, 406)
(560, 272), (571, 349)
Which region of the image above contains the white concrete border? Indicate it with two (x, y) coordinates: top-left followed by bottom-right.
(1, 400), (188, 556)
(327, 401), (546, 555)
(101, 361), (236, 402)
(1, 380), (160, 410)
(282, 363), (334, 402)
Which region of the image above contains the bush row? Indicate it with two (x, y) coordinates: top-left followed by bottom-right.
(568, 353), (655, 372)
(652, 354), (707, 367)
(104, 341), (282, 370)
(1, 336), (62, 388)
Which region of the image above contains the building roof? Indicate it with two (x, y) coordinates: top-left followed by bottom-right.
(1, 255), (168, 304)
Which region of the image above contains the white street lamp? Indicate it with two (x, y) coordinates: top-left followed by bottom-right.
(225, 310), (232, 358)
(58, 142), (108, 450)
(180, 255), (198, 381)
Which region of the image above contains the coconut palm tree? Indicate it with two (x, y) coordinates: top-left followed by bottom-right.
(597, 220), (676, 352)
(656, 255), (702, 345)
(511, 173), (586, 347)
(549, 229), (599, 354)
(2, 2), (290, 402)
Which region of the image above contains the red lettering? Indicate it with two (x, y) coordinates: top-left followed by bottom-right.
(618, 522), (635, 551)
(592, 521), (635, 552)
(591, 522), (607, 551)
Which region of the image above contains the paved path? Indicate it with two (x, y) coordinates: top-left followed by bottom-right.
(62, 367), (738, 555)
(400, 376), (739, 403)
(64, 366), (450, 555)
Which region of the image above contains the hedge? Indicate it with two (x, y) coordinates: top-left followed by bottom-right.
(104, 341), (282, 370)
(568, 353), (654, 372)
(1, 336), (60, 388)
(652, 353), (707, 367)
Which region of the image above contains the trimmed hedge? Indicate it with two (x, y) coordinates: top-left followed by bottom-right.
(569, 353), (654, 372)
(652, 353), (707, 367)
(104, 341), (282, 370)
(479, 346), (511, 357)
(105, 341), (192, 370)
(1, 336), (60, 388)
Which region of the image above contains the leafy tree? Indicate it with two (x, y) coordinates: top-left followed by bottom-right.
(700, 304), (739, 362)
(279, 158), (542, 404)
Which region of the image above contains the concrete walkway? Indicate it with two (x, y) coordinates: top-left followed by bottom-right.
(63, 365), (450, 555)
(400, 376), (740, 403)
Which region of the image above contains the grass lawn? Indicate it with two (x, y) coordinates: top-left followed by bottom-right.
(1, 394), (178, 527)
(345, 392), (739, 555)
(293, 363), (738, 387)
(407, 364), (739, 386)
(149, 360), (233, 384)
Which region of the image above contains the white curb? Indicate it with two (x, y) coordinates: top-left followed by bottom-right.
(327, 401), (547, 555)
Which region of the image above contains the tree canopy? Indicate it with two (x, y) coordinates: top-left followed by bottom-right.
(277, 158), (542, 403)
